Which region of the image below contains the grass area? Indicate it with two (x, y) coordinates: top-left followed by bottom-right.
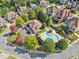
(68, 34), (78, 42)
(7, 56), (17, 59)
(74, 10), (79, 15)
(0, 51), (2, 54)
(71, 10), (79, 15)
(0, 26), (7, 34)
(76, 30), (79, 35)
(54, 22), (64, 28)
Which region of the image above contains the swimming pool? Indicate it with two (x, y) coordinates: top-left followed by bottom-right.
(41, 32), (60, 43)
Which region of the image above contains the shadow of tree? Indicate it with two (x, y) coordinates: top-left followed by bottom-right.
(14, 47), (48, 59)
(3, 32), (11, 37)
(28, 51), (48, 58)
(14, 47), (28, 54)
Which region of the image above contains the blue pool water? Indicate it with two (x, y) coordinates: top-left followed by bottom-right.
(41, 32), (60, 43)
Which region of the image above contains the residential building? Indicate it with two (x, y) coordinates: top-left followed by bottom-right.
(25, 20), (42, 34)
(64, 15), (79, 32)
(4, 11), (18, 21)
(55, 9), (71, 18)
(46, 6), (53, 16)
(17, 7), (27, 15)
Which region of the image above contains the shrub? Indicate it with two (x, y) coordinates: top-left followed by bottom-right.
(56, 39), (68, 50)
(24, 35), (39, 50)
(68, 34), (78, 42)
(10, 24), (18, 35)
(7, 35), (16, 43)
(16, 33), (24, 45)
(42, 39), (55, 53)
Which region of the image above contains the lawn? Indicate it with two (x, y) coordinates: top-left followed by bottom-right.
(71, 10), (79, 15)
(0, 26), (7, 34)
(68, 34), (78, 42)
(0, 51), (1, 54)
(54, 22), (64, 28)
(76, 30), (79, 35)
(74, 10), (79, 15)
(7, 56), (17, 59)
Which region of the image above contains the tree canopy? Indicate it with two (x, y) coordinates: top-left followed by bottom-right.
(37, 11), (48, 23)
(15, 16), (25, 27)
(24, 35), (39, 50)
(56, 39), (68, 50)
(42, 39), (55, 53)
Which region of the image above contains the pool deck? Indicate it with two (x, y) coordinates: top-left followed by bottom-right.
(40, 28), (64, 41)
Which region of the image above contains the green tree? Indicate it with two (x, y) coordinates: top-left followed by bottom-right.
(42, 39), (55, 53)
(2, 7), (9, 15)
(38, 11), (48, 23)
(28, 9), (36, 19)
(0, 8), (3, 17)
(24, 35), (39, 50)
(56, 39), (68, 50)
(33, 6), (43, 16)
(21, 13), (29, 22)
(15, 16), (25, 27)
